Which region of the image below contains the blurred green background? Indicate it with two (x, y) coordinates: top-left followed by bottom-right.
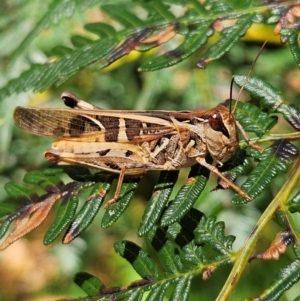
(0, 1), (299, 301)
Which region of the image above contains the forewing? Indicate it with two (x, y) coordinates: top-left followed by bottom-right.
(14, 107), (178, 143)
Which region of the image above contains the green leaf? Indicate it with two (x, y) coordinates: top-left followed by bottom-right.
(234, 101), (278, 137)
(23, 170), (62, 192)
(214, 151), (251, 191)
(167, 214), (206, 270)
(246, 260), (300, 301)
(0, 220), (12, 240)
(63, 181), (110, 243)
(71, 35), (94, 47)
(274, 209), (289, 229)
(0, 38), (117, 99)
(293, 244), (300, 260)
(41, 168), (65, 176)
(287, 31), (300, 67)
(194, 215), (235, 256)
(287, 190), (300, 214)
(44, 195), (79, 245)
(2, 2), (300, 300)
(139, 23), (213, 71)
(233, 140), (298, 204)
(144, 1), (175, 21)
(147, 226), (182, 273)
(50, 45), (74, 57)
(63, 166), (93, 181)
(197, 14), (253, 67)
(0, 202), (19, 219)
(234, 76), (282, 106)
(101, 178), (139, 228)
(280, 105), (300, 132)
(161, 165), (209, 227)
(101, 5), (144, 28)
(74, 272), (104, 297)
(180, 242), (206, 270)
(114, 240), (159, 279)
(234, 76), (300, 131)
(138, 171), (179, 237)
(4, 182), (32, 201)
(169, 276), (192, 301)
(225, 0), (252, 10)
(84, 22), (116, 38)
(145, 283), (170, 301)
(127, 290), (143, 301)
(0, 1), (298, 102)
(11, 0), (77, 60)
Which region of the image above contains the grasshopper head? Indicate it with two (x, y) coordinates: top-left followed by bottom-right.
(204, 106), (239, 164)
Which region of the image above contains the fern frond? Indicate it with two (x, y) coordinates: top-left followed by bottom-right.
(246, 256), (300, 301)
(11, 0), (100, 61)
(138, 171), (179, 237)
(194, 215), (235, 256)
(287, 190), (300, 214)
(0, 169), (110, 249)
(234, 76), (300, 131)
(1, 1), (300, 99)
(233, 140), (298, 204)
(44, 195), (79, 245)
(115, 240), (159, 279)
(101, 178), (139, 228)
(62, 180), (111, 244)
(234, 101), (278, 138)
(74, 272), (105, 297)
(52, 208), (236, 301)
(160, 164), (209, 227)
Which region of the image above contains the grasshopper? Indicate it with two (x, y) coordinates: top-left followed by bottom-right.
(14, 89), (258, 208)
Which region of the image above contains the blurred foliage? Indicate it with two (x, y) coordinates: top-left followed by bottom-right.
(0, 1), (300, 301)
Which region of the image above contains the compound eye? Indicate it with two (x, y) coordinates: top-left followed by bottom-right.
(208, 112), (230, 138)
(208, 112), (222, 131)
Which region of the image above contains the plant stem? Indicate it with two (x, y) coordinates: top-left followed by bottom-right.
(239, 132), (300, 148)
(216, 157), (300, 301)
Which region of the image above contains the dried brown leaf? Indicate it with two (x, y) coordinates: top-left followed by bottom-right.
(0, 193), (61, 250)
(249, 230), (295, 262)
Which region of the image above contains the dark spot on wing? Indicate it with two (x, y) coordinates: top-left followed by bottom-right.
(104, 130), (118, 142)
(69, 115), (88, 137)
(105, 161), (121, 170)
(39, 124), (47, 133)
(97, 116), (119, 128)
(25, 113), (34, 126)
(97, 149), (110, 156)
(69, 115), (101, 137)
(53, 126), (66, 137)
(125, 150), (133, 157)
(98, 116), (119, 142)
(125, 119), (142, 141)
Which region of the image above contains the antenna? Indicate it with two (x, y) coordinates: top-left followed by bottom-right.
(232, 40), (267, 114)
(229, 77), (234, 115)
